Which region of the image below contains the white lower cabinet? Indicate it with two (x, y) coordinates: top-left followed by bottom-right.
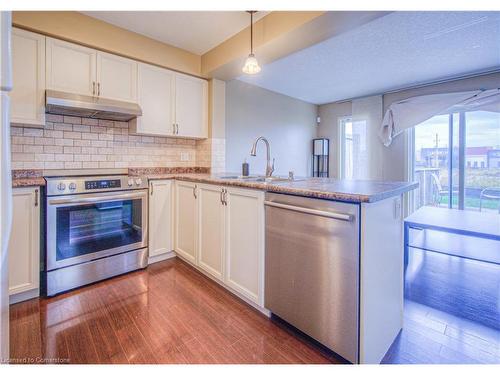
(9, 187), (40, 303)
(224, 187), (265, 305)
(148, 180), (174, 262)
(174, 181), (198, 265)
(173, 181), (265, 307)
(197, 184), (225, 280)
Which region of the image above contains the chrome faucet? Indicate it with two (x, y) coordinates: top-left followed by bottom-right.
(250, 136), (275, 177)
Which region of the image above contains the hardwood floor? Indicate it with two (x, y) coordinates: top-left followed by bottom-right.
(9, 258), (340, 364)
(405, 247), (500, 330)
(9, 256), (500, 364)
(382, 246), (500, 364)
(382, 300), (500, 364)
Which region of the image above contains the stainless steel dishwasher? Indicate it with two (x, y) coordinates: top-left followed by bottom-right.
(264, 192), (360, 363)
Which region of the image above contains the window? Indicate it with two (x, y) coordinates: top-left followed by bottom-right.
(412, 111), (500, 213)
(339, 117), (368, 179)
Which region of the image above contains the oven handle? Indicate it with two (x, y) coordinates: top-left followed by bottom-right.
(48, 191), (147, 206)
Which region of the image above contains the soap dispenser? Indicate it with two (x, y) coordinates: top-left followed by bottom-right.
(242, 159), (249, 177)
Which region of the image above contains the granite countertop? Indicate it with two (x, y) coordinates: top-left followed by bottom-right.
(147, 173), (418, 203)
(12, 168), (418, 203)
(12, 170), (46, 188)
(10, 167), (209, 188)
(12, 177), (46, 188)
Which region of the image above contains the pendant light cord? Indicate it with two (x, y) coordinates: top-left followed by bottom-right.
(250, 11), (254, 54)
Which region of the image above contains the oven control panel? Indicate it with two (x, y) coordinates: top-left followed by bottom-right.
(85, 179), (121, 190)
(45, 175), (148, 196)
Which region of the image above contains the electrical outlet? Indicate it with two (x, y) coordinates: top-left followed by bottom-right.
(180, 152), (189, 162)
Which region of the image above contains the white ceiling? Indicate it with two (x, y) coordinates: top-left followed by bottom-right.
(238, 11), (500, 105)
(81, 11), (268, 55)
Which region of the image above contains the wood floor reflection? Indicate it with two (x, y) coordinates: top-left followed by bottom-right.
(9, 258), (339, 364)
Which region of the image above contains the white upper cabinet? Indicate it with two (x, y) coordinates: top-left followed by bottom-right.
(46, 38), (138, 103)
(132, 68), (208, 139)
(149, 179), (174, 259)
(131, 62), (175, 136)
(46, 37), (97, 96)
(197, 184), (225, 280)
(96, 52), (137, 103)
(10, 28), (46, 127)
(175, 73), (208, 139)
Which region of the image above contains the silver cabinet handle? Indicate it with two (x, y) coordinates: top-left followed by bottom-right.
(97, 82), (101, 96)
(173, 123), (176, 135)
(223, 188), (228, 206)
(92, 81), (96, 96)
(193, 185), (197, 199)
(34, 189), (39, 207)
(150, 183), (153, 196)
(264, 201), (353, 221)
(175, 124), (179, 134)
(220, 188), (224, 205)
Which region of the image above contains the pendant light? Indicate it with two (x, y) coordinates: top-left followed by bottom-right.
(242, 11), (261, 75)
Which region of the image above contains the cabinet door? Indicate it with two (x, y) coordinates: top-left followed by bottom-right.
(197, 184), (225, 280)
(10, 28), (45, 127)
(225, 187), (265, 305)
(174, 73), (208, 139)
(132, 63), (174, 136)
(174, 181), (198, 264)
(8, 187), (40, 296)
(149, 180), (173, 258)
(96, 52), (137, 102)
(46, 37), (96, 96)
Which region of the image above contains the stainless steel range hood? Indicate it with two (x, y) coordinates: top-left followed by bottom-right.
(45, 90), (142, 122)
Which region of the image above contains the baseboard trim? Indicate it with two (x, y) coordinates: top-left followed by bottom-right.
(10, 288), (39, 305)
(148, 251), (176, 265)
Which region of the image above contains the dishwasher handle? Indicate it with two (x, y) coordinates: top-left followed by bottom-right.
(264, 200), (353, 222)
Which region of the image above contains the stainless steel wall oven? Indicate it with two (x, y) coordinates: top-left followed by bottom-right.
(45, 175), (148, 296)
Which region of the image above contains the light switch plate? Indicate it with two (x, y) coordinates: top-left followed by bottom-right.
(394, 197), (402, 219)
(180, 152), (189, 162)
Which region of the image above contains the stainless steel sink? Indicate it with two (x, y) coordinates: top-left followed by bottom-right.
(251, 176), (293, 183)
(218, 175), (258, 180)
(217, 175), (300, 183)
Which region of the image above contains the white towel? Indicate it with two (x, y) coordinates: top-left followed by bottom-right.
(379, 90), (480, 147)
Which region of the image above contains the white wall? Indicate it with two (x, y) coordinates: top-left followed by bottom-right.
(317, 101), (352, 178)
(225, 80), (318, 177)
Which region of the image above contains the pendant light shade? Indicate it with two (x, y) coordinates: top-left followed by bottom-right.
(242, 53), (261, 74)
(242, 11), (261, 75)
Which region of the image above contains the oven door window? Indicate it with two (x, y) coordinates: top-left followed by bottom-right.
(56, 199), (143, 261)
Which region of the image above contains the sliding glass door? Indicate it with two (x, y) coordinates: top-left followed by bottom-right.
(339, 117), (368, 180)
(412, 110), (500, 213)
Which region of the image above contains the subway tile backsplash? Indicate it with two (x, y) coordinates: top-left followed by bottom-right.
(11, 114), (200, 170)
